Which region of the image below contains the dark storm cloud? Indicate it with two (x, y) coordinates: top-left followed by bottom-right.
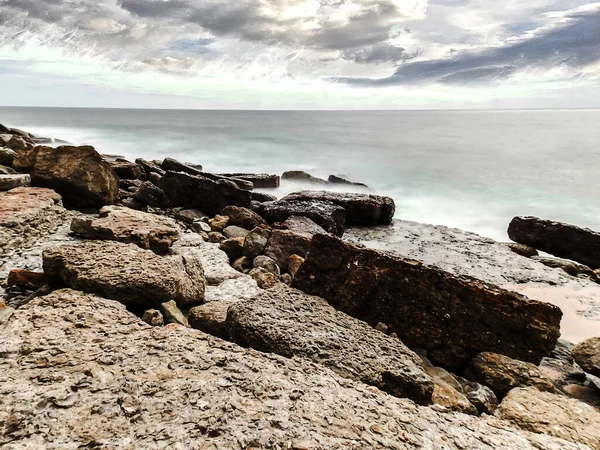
(339, 6), (600, 85)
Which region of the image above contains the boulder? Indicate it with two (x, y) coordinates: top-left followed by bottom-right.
(226, 285), (435, 405)
(260, 200), (345, 236)
(0, 290), (584, 450)
(43, 241), (205, 307)
(282, 190), (395, 226)
(0, 147), (16, 167)
(282, 170), (329, 184)
(70, 205), (180, 253)
(13, 145), (118, 209)
(264, 230), (312, 268)
(135, 158), (165, 178)
(328, 174), (369, 188)
(573, 337), (600, 377)
(142, 309), (164, 326)
(506, 243), (539, 257)
(253, 255), (280, 276)
(466, 352), (555, 398)
(242, 227), (271, 259)
(161, 157), (203, 175)
(455, 376), (499, 415)
(250, 191), (278, 203)
(160, 171), (252, 216)
(188, 301), (233, 339)
(223, 225), (250, 239)
(497, 387), (600, 449)
(292, 234), (562, 368)
(160, 300), (189, 327)
(108, 159), (145, 180)
(219, 237), (245, 261)
(248, 267), (281, 289)
(508, 216), (600, 269)
(218, 173), (280, 188)
(132, 181), (171, 209)
(220, 205), (267, 229)
(0, 174), (31, 191)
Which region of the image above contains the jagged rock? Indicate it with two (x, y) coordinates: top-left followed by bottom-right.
(160, 300), (189, 327)
(209, 214), (229, 232)
(226, 285), (435, 405)
(0, 147), (16, 167)
(248, 267), (281, 289)
(43, 241), (205, 307)
(253, 255), (280, 276)
(188, 301), (233, 339)
(573, 337), (600, 377)
(508, 216), (600, 269)
(220, 205), (267, 229)
(283, 190), (395, 226)
(282, 170), (329, 184)
(6, 269), (50, 290)
(288, 254), (305, 278)
(161, 171), (252, 216)
(219, 237), (245, 261)
(223, 225), (250, 239)
(506, 243), (539, 257)
(70, 206), (180, 253)
(0, 174), (31, 191)
(135, 158), (165, 178)
(232, 256), (253, 273)
(219, 173), (280, 188)
(251, 191), (278, 203)
(328, 174), (369, 188)
(13, 145), (119, 209)
(293, 234), (562, 368)
(260, 200), (346, 236)
(531, 256), (580, 276)
(497, 387), (600, 449)
(0, 290), (583, 450)
(263, 217), (327, 268)
(142, 309), (164, 326)
(108, 159), (145, 180)
(161, 157), (203, 175)
(242, 227), (271, 259)
(467, 352), (555, 398)
(132, 181), (171, 209)
(455, 376), (499, 415)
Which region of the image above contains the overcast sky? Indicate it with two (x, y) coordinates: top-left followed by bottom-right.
(1, 0), (599, 109)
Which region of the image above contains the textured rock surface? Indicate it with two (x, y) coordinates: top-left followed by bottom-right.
(0, 174), (31, 191)
(188, 300), (233, 339)
(70, 206), (180, 253)
(220, 205), (267, 229)
(467, 352), (555, 398)
(573, 337), (600, 377)
(283, 190), (395, 225)
(13, 145), (119, 209)
(219, 172), (280, 188)
(497, 387), (600, 449)
(226, 285), (435, 405)
(264, 229), (312, 268)
(293, 233), (562, 367)
(506, 243), (539, 257)
(455, 376), (499, 415)
(0, 290), (587, 450)
(108, 159), (145, 180)
(508, 216), (600, 269)
(43, 241), (205, 307)
(243, 227), (271, 259)
(132, 181), (171, 209)
(260, 199), (346, 236)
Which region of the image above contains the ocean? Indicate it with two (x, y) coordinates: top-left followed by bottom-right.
(1, 107), (599, 241)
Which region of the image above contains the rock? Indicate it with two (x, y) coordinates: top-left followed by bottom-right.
(232, 256), (253, 273)
(161, 171), (252, 216)
(0, 165), (17, 175)
(188, 301), (233, 339)
(142, 309), (164, 326)
(201, 172), (254, 191)
(160, 300), (189, 327)
(292, 234), (562, 368)
(161, 157), (203, 175)
(9, 127), (30, 138)
(467, 352), (555, 398)
(253, 255), (280, 276)
(218, 173), (280, 188)
(248, 267), (281, 289)
(328, 174), (369, 188)
(425, 366), (477, 415)
(176, 209), (207, 223)
(282, 214), (329, 235)
(132, 181), (171, 209)
(251, 191), (278, 203)
(573, 337), (600, 377)
(287, 254), (305, 278)
(260, 199), (346, 236)
(0, 123), (9, 133)
(281, 273), (292, 285)
(207, 231), (226, 244)
(242, 227), (271, 259)
(43, 241), (205, 307)
(223, 225), (250, 239)
(108, 159), (145, 180)
(13, 145), (119, 209)
(552, 339), (576, 362)
(135, 158), (165, 178)
(6, 135), (30, 151)
(70, 206), (180, 253)
(172, 240), (243, 286)
(191, 221), (211, 234)
(455, 376), (499, 415)
(508, 216), (600, 269)
(0, 174), (31, 191)
(264, 230), (312, 269)
(506, 243), (539, 257)
(375, 322), (389, 333)
(497, 387), (600, 449)
(282, 170), (329, 184)
(6, 269), (50, 290)
(219, 237), (245, 261)
(0, 290), (583, 450)
(220, 205), (267, 229)
(531, 256), (580, 276)
(282, 191), (395, 226)
(209, 214), (229, 232)
(0, 147), (16, 166)
(226, 285), (435, 405)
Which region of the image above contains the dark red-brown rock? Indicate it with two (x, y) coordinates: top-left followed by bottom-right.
(7, 269), (50, 290)
(508, 216), (600, 269)
(259, 199), (345, 236)
(282, 190), (395, 226)
(264, 217), (327, 268)
(13, 145), (118, 209)
(292, 234), (562, 368)
(160, 171), (251, 216)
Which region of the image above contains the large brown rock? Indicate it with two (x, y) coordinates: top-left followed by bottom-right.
(43, 241), (204, 307)
(220, 205), (267, 229)
(293, 234), (562, 368)
(13, 145), (119, 209)
(264, 230), (312, 268)
(508, 216), (600, 269)
(259, 199), (346, 236)
(572, 337), (600, 377)
(70, 205), (180, 253)
(160, 171), (251, 216)
(283, 190), (395, 225)
(225, 285), (435, 405)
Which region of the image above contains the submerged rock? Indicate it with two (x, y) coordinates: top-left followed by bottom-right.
(328, 174), (369, 188)
(293, 234), (562, 368)
(282, 170), (329, 184)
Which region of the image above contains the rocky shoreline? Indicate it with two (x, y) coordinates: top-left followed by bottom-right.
(1, 123), (600, 449)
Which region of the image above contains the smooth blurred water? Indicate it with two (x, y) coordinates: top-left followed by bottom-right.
(1, 107), (599, 241)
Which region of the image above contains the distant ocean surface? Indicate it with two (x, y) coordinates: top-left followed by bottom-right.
(1, 107), (599, 241)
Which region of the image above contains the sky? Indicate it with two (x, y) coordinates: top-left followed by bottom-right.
(0, 0), (599, 109)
